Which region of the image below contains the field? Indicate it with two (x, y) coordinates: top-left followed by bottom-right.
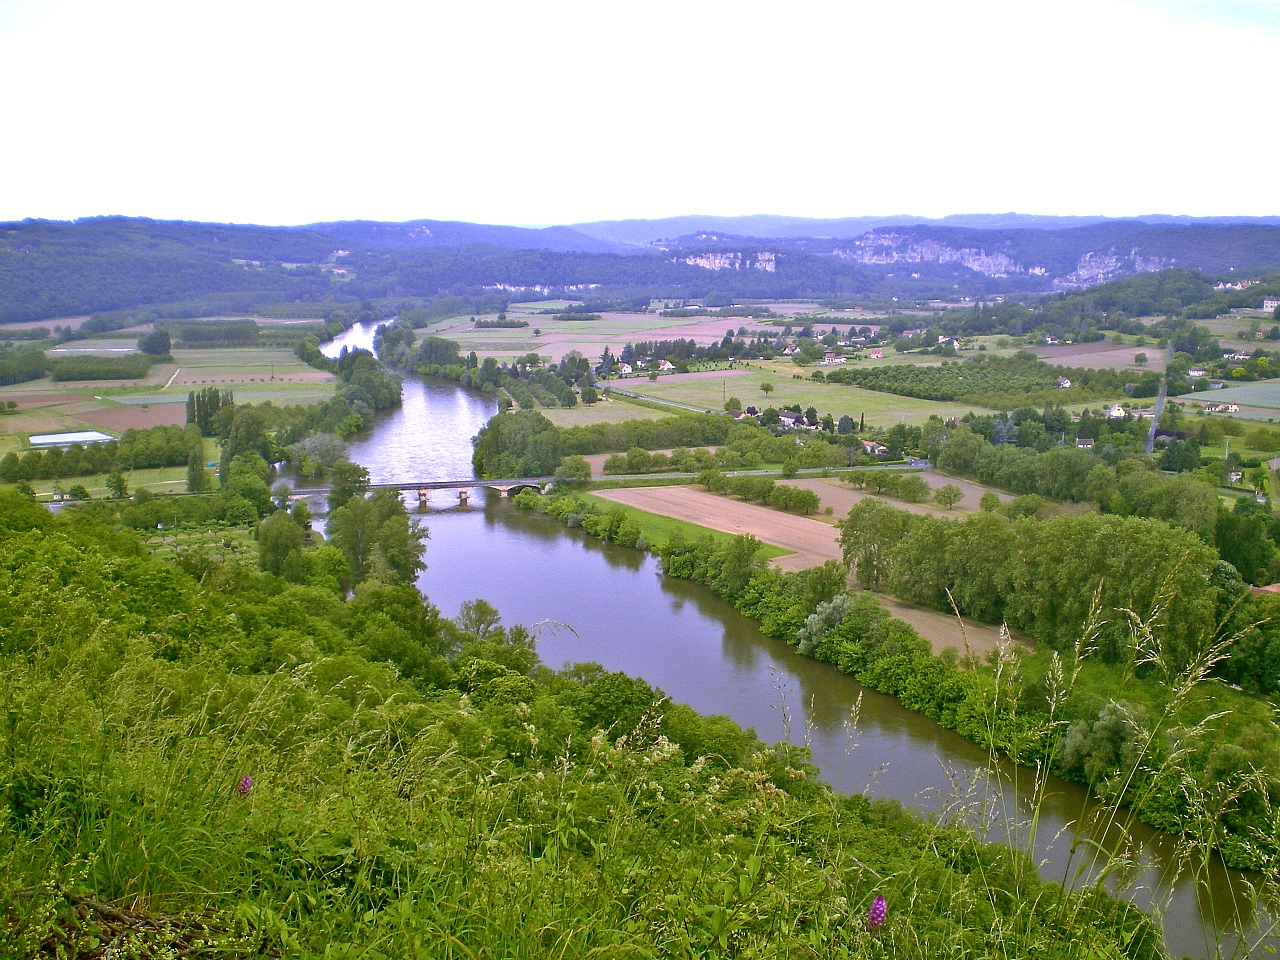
(1029, 341), (1168, 372)
(618, 364), (996, 427)
(594, 484), (842, 572)
(0, 344), (339, 449)
(539, 396), (672, 428)
(578, 493), (790, 561)
(426, 307), (780, 363)
(786, 472), (1012, 517)
(1176, 380), (1280, 421)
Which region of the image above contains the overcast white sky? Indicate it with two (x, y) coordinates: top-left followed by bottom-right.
(1, 0), (1277, 226)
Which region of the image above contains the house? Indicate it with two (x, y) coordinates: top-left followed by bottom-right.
(1229, 470), (1244, 484)
(1204, 402), (1241, 413)
(1044, 336), (1059, 346)
(658, 359), (675, 372)
(778, 410), (806, 428)
(781, 345), (797, 356)
(861, 439), (888, 458)
(1107, 404), (1128, 419)
(614, 362), (633, 375)
(744, 405), (759, 417)
(820, 352), (846, 365)
(1188, 368), (1207, 378)
(1228, 351), (1253, 361)
(1056, 376), (1072, 389)
(1076, 437), (1095, 449)
(868, 347), (884, 359)
(1263, 297), (1280, 312)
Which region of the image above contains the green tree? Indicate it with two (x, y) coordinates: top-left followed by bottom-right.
(724, 395), (742, 413)
(759, 381), (774, 397)
(105, 472), (128, 499)
(1134, 353), (1148, 366)
(328, 458), (371, 511)
(934, 483), (963, 510)
(979, 490), (1000, 513)
(328, 490), (427, 586)
(837, 415), (854, 435)
(839, 498), (915, 589)
(554, 456), (591, 487)
(258, 510), (304, 582)
(186, 446), (210, 494)
(580, 385), (599, 404)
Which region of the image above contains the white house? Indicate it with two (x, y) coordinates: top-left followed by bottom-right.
(1263, 297), (1280, 312)
(1056, 376), (1072, 389)
(1107, 404), (1128, 419)
(1188, 368), (1207, 378)
(658, 359), (675, 372)
(820, 352), (846, 365)
(614, 362), (633, 375)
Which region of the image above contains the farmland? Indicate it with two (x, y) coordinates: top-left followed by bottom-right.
(616, 365), (996, 426)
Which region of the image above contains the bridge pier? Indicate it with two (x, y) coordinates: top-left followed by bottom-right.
(457, 488), (470, 505)
(416, 488), (429, 504)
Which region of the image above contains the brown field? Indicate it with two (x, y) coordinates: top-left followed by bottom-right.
(78, 402), (186, 432)
(1031, 341), (1167, 372)
(786, 474), (1012, 519)
(594, 485), (842, 571)
(0, 315), (90, 331)
(875, 594), (1030, 658)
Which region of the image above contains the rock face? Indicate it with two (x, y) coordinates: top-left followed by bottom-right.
(831, 233), (1023, 278)
(682, 251), (776, 272)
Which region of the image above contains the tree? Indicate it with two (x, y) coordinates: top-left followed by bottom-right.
(554, 455), (591, 487)
(1134, 353), (1148, 366)
(759, 381), (775, 397)
(328, 489), (427, 586)
(137, 328), (171, 356)
(186, 447), (210, 493)
(580, 385), (599, 404)
(896, 475), (931, 503)
(258, 510), (304, 581)
(327, 458), (370, 511)
(106, 472), (128, 499)
(935, 484), (963, 510)
(839, 497), (915, 589)
(724, 395), (742, 413)
(67, 484), (90, 501)
(837, 415), (854, 435)
(271, 481), (294, 511)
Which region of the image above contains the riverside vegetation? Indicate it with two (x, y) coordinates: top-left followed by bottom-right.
(0, 489), (1170, 959)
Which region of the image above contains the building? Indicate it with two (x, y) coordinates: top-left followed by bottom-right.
(1188, 368), (1207, 378)
(1204, 402), (1241, 413)
(1107, 404), (1128, 419)
(1056, 376), (1072, 388)
(861, 439), (888, 458)
(1263, 297), (1280, 312)
(27, 430), (113, 448)
(868, 348), (884, 359)
(820, 352), (846, 365)
(658, 359), (675, 372)
(614, 362), (633, 375)
(1076, 437), (1095, 449)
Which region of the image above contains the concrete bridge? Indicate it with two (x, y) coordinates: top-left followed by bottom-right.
(366, 477), (552, 506)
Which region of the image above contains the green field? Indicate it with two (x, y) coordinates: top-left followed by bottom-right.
(620, 366), (996, 427)
(539, 397), (672, 427)
(578, 492), (791, 560)
(1177, 380), (1280, 411)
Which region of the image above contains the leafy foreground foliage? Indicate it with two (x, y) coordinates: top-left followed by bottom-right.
(0, 492), (1165, 959)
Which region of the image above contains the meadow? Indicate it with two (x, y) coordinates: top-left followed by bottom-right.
(619, 365), (996, 426)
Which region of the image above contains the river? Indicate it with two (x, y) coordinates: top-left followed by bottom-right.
(321, 322), (1271, 959)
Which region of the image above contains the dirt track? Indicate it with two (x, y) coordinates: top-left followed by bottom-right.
(593, 485), (842, 571)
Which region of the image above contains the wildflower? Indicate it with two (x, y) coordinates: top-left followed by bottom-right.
(867, 894), (886, 933)
(236, 776), (253, 796)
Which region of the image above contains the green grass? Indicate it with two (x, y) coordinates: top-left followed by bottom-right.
(620, 365), (997, 427)
(539, 398), (671, 427)
(3, 465), (206, 501)
(579, 492), (791, 560)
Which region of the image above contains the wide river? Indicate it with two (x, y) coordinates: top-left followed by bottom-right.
(322, 323), (1271, 959)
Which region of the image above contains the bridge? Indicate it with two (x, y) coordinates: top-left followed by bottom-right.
(369, 477), (551, 505)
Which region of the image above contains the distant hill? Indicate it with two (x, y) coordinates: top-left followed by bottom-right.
(570, 213), (1280, 246)
(303, 219), (628, 254)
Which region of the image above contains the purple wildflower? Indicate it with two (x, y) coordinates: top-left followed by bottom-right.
(236, 776), (253, 797)
(867, 894), (887, 933)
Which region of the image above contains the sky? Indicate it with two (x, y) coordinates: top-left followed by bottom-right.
(1, 0), (1278, 227)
